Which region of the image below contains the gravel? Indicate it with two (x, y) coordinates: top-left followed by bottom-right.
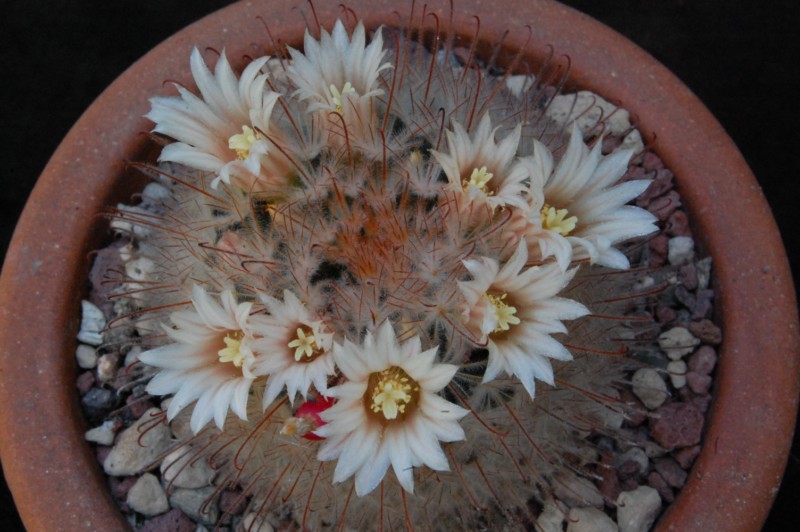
(77, 115), (720, 530)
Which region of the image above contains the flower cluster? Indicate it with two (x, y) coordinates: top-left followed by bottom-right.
(129, 16), (658, 528)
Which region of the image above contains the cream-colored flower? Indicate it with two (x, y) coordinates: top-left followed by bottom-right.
(251, 290), (335, 407)
(315, 321), (468, 495)
(146, 48), (282, 188)
(458, 242), (589, 398)
(287, 20), (391, 114)
(526, 125), (658, 269)
(432, 114), (529, 210)
(139, 285), (266, 433)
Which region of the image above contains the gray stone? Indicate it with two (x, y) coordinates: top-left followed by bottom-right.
(616, 447), (649, 475)
(81, 387), (117, 420)
(567, 506), (618, 532)
(76, 344), (98, 369)
(166, 404), (194, 440)
(545, 91), (644, 153)
(138, 508), (195, 532)
(111, 204), (154, 238)
(77, 300), (106, 346)
(649, 403), (705, 450)
(161, 447), (215, 489)
(170, 486), (219, 525)
(127, 473), (169, 516)
(658, 327), (700, 360)
(667, 236), (694, 266)
(631, 368), (668, 410)
(552, 472), (605, 509)
(142, 182), (171, 202)
(535, 500), (565, 532)
(696, 257), (712, 290)
(125, 346), (143, 368)
(616, 486), (661, 532)
(104, 408), (172, 476)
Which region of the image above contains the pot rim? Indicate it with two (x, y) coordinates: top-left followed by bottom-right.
(1, 1), (797, 530)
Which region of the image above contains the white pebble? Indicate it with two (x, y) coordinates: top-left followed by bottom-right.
(126, 473), (169, 516)
(96, 354), (118, 383)
(667, 360), (688, 388)
(567, 506), (619, 532)
(85, 420), (116, 446)
(667, 236), (695, 266)
(242, 513), (275, 532)
(77, 300), (105, 346)
(76, 344), (98, 369)
(617, 486), (661, 532)
(505, 75), (535, 96)
(631, 368), (668, 410)
(658, 327), (700, 360)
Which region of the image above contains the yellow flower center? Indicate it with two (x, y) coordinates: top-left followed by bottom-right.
(365, 366), (420, 423)
(287, 325), (325, 363)
(218, 331), (246, 367)
(487, 292), (520, 334)
(541, 204), (578, 236)
(463, 166), (494, 194)
(228, 125), (261, 160)
(329, 82), (357, 113)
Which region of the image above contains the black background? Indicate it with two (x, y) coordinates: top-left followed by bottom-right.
(2, 1), (798, 530)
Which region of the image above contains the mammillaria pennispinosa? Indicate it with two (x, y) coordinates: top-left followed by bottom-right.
(111, 12), (669, 528)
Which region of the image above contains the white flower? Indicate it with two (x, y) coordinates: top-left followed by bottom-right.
(526, 125), (658, 269)
(458, 242), (589, 399)
(315, 321), (468, 496)
(287, 20), (391, 114)
(146, 48), (281, 188)
(432, 114), (529, 210)
(251, 290), (335, 407)
(139, 285), (266, 433)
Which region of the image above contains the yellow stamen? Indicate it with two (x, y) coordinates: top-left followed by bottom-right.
(463, 166), (494, 194)
(366, 366), (420, 422)
(288, 326), (322, 362)
(541, 204), (578, 236)
(487, 292), (520, 334)
(329, 82), (357, 113)
(228, 125), (261, 160)
(218, 331), (245, 367)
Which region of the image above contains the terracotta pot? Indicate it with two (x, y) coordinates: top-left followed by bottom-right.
(1, 0), (797, 530)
